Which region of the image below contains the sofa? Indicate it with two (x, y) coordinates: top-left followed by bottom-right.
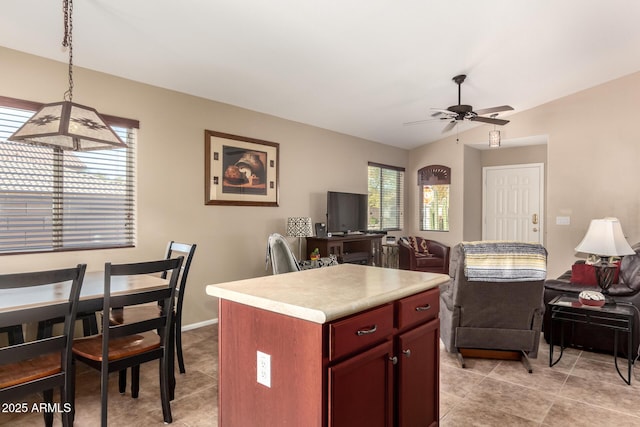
(440, 242), (547, 371)
(398, 237), (450, 274)
(543, 242), (640, 355)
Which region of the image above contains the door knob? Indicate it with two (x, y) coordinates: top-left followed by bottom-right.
(532, 213), (538, 225)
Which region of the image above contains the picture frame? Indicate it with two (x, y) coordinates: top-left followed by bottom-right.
(205, 130), (279, 206)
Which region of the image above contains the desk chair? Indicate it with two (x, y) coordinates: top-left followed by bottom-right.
(72, 257), (183, 426)
(0, 264), (86, 427)
(266, 233), (300, 274)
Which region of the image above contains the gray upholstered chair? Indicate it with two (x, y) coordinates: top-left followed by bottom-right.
(266, 233), (301, 274)
(439, 242), (547, 372)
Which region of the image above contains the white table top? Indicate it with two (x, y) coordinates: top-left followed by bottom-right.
(206, 264), (449, 324)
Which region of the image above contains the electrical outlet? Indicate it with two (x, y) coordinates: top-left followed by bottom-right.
(257, 351), (271, 388)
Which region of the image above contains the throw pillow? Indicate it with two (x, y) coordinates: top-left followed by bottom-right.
(418, 238), (430, 254)
(571, 263), (598, 286)
(571, 262), (620, 286)
(407, 236), (420, 253)
(408, 237), (430, 254)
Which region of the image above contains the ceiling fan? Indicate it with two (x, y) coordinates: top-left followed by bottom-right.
(404, 74), (514, 132)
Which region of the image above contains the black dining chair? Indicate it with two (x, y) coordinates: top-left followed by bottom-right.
(72, 257), (183, 426)
(0, 264), (87, 427)
(110, 241), (196, 386)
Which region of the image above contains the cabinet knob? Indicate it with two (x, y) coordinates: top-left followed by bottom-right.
(415, 304), (431, 312)
(389, 356), (398, 365)
(402, 349), (411, 358)
(356, 325), (378, 336)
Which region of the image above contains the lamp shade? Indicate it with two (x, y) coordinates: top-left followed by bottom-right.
(575, 217), (635, 257)
(8, 101), (126, 151)
(286, 217), (313, 238)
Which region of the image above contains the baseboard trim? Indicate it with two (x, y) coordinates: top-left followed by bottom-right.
(182, 318), (218, 332)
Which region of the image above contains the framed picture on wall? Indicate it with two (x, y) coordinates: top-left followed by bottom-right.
(205, 130), (279, 206)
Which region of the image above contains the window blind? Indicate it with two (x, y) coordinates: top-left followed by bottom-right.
(0, 99), (137, 254)
(368, 162), (404, 231)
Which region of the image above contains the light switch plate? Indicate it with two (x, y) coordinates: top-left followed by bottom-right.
(556, 216), (571, 225)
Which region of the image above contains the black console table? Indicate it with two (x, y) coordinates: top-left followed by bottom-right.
(306, 234), (383, 267)
(548, 295), (634, 384)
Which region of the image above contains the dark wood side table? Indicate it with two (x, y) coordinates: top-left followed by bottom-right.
(548, 295), (634, 385)
(306, 234), (383, 266)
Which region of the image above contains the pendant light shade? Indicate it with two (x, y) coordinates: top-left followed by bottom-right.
(7, 0), (126, 151)
(8, 101), (126, 151)
(488, 129), (501, 147)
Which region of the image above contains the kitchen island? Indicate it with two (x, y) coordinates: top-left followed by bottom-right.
(206, 263), (448, 427)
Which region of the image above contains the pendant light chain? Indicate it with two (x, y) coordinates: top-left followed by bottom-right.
(7, 0), (127, 150)
(62, 0), (74, 102)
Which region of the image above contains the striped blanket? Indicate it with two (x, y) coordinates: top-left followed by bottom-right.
(462, 241), (547, 282)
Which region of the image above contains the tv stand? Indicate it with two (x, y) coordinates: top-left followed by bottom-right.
(306, 234), (382, 266)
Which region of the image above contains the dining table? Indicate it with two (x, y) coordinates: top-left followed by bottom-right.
(0, 270), (168, 315)
(0, 269), (176, 394)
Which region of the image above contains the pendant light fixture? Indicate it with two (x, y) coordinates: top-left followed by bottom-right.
(488, 114), (501, 148)
(8, 0), (126, 151)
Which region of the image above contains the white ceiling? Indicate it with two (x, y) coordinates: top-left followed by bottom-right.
(2, 1), (640, 149)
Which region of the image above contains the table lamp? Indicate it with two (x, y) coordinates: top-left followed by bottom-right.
(575, 217), (635, 294)
(286, 217), (313, 260)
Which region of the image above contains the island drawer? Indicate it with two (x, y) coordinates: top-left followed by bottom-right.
(395, 287), (439, 331)
(329, 303), (394, 361)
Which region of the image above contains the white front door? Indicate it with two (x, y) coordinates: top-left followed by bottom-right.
(482, 163), (544, 243)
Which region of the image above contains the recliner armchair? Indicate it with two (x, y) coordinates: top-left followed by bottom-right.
(398, 237), (450, 273)
(440, 242), (547, 372)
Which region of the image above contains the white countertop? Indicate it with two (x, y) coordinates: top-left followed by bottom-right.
(206, 264), (449, 324)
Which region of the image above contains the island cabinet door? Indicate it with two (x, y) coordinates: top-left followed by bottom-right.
(396, 319), (440, 427)
(328, 340), (394, 427)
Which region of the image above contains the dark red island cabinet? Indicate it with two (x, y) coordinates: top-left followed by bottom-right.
(217, 286), (440, 427)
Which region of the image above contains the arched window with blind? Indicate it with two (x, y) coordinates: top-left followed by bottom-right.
(0, 95), (138, 254)
(419, 165), (450, 231)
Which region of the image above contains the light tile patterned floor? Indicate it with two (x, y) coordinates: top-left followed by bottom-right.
(4, 325), (640, 426)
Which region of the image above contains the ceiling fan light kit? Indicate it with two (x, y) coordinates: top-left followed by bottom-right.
(489, 129), (501, 147)
(488, 113), (501, 147)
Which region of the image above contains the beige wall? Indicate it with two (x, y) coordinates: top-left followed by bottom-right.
(480, 144), (547, 168)
(0, 46), (409, 326)
(3, 45), (640, 320)
(463, 146), (482, 242)
(408, 71), (640, 278)
(405, 138), (466, 247)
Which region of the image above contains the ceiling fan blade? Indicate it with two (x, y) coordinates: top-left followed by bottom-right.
(403, 118), (439, 126)
(442, 120), (457, 132)
(470, 116), (510, 126)
(474, 105), (514, 115)
(430, 108), (455, 117)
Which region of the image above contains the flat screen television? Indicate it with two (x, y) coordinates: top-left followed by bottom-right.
(327, 191), (368, 234)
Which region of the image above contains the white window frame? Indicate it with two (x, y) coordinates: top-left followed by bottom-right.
(367, 162), (405, 232)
